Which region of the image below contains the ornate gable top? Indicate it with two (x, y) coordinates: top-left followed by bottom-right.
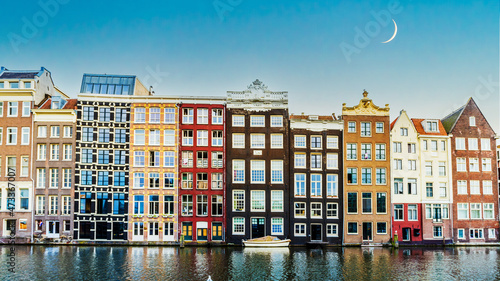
(342, 90), (390, 116)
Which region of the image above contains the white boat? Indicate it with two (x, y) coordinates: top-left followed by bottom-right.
(242, 236), (291, 247)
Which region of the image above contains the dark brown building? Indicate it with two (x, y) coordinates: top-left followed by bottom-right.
(225, 80), (290, 244)
(289, 114), (343, 245)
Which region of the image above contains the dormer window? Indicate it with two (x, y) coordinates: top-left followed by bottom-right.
(426, 121), (438, 132)
(469, 116), (476, 126)
(308, 115), (318, 121)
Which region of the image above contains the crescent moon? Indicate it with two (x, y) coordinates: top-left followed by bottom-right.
(382, 19), (397, 43)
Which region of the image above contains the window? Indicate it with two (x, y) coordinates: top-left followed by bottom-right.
(311, 136), (322, 148)
(400, 128), (408, 136)
(375, 144), (386, 160)
(393, 142), (401, 153)
(7, 127), (17, 145)
(311, 154), (321, 169)
(348, 121), (356, 132)
(80, 170), (92, 186)
(182, 108), (193, 124)
(271, 190), (283, 211)
(212, 195), (223, 216)
(394, 178), (403, 194)
(311, 174), (322, 197)
(232, 133), (245, 148)
(251, 160), (265, 183)
(49, 168), (59, 188)
(457, 158), (466, 172)
(36, 168), (46, 188)
(111, 193), (125, 215)
(233, 160), (245, 183)
(347, 168), (357, 184)
(6, 156), (16, 175)
(457, 203), (468, 219)
(20, 127), (29, 145)
(347, 222), (358, 234)
(295, 174), (306, 196)
(375, 122), (384, 133)
(149, 130), (160, 145)
(197, 195), (208, 216)
(481, 138), (491, 151)
(482, 158), (492, 171)
(49, 196), (58, 215)
(470, 180), (480, 194)
(134, 107), (146, 123)
(181, 173), (193, 189)
(50, 144), (59, 160)
(326, 153), (338, 169)
(468, 138), (478, 150)
(99, 107), (110, 122)
(149, 173), (160, 188)
(268, 115), (283, 127)
(164, 130), (175, 146)
(469, 158), (479, 172)
(423, 140), (427, 150)
(98, 128), (110, 143)
(82, 127), (94, 142)
(164, 173), (175, 189)
(134, 195), (144, 215)
(408, 204), (418, 221)
(294, 202), (306, 217)
(164, 195), (174, 215)
(97, 171), (109, 186)
(434, 226), (443, 238)
(115, 108), (127, 123)
(470, 229), (484, 239)
(250, 115), (265, 127)
(361, 144), (371, 160)
(376, 193), (386, 213)
(212, 108), (223, 124)
(484, 203), (494, 219)
(469, 116), (476, 126)
(36, 196), (45, 215)
(8, 102), (18, 117)
(431, 140), (437, 151)
(293, 153), (306, 168)
(134, 151), (145, 167)
(327, 174), (338, 197)
(483, 180), (493, 195)
(457, 180), (467, 194)
(408, 160), (416, 170)
(232, 115), (244, 127)
(96, 193), (109, 214)
(20, 188), (29, 210)
(251, 190), (265, 211)
(149, 151), (160, 167)
(98, 150), (109, 164)
(181, 195), (193, 216)
(426, 183), (433, 197)
(196, 173), (208, 189)
(212, 130), (223, 146)
(456, 138), (465, 150)
(233, 218), (245, 234)
(407, 143), (416, 153)
(471, 203), (482, 219)
(181, 151), (193, 168)
(197, 108), (209, 124)
(361, 122), (371, 136)
(38, 126), (47, 138)
(361, 168), (371, 184)
(394, 204), (403, 220)
(377, 222), (387, 234)
(347, 192), (357, 213)
(63, 169), (72, 188)
(327, 136), (338, 149)
(295, 224), (306, 236)
(271, 160), (283, 183)
(148, 107), (161, 123)
(425, 161), (432, 176)
(376, 168), (386, 184)
(250, 134), (265, 148)
(457, 229), (465, 239)
(438, 162), (446, 176)
(164, 108), (175, 124)
(362, 193), (372, 213)
(271, 134), (283, 148)
(196, 151), (208, 168)
(63, 144), (72, 160)
(408, 179), (417, 195)
(233, 190), (245, 211)
(311, 203), (322, 218)
(37, 144), (47, 160)
(295, 136), (306, 148)
(426, 121), (438, 132)
(182, 130), (193, 145)
(211, 173), (223, 189)
(164, 151), (175, 167)
(347, 143), (357, 160)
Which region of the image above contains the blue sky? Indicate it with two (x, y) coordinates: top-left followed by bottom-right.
(1, 0), (498, 129)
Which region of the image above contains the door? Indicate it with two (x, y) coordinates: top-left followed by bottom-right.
(402, 228), (411, 241)
(212, 222), (223, 241)
(163, 222), (175, 241)
(47, 221), (60, 238)
(311, 224), (322, 241)
(149, 222), (159, 241)
(132, 222), (144, 241)
(251, 218), (265, 238)
(5, 219), (16, 236)
(362, 222), (372, 241)
(182, 222), (193, 241)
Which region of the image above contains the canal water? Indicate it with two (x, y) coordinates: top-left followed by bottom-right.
(0, 245), (499, 280)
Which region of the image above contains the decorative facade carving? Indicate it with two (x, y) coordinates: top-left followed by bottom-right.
(342, 91), (390, 116)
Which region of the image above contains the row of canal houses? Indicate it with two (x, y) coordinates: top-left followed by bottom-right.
(0, 67), (498, 245)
